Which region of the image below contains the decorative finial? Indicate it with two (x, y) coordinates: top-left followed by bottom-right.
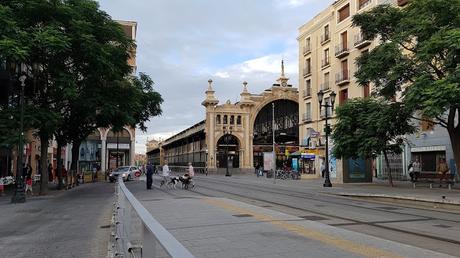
(243, 81), (248, 93)
(207, 79), (213, 90)
(281, 59), (285, 77)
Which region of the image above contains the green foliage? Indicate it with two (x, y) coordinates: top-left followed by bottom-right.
(332, 98), (415, 160)
(352, 0), (460, 119)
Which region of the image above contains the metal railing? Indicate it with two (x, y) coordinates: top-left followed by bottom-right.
(113, 178), (195, 258)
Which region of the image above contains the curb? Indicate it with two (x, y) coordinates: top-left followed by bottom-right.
(331, 192), (460, 206)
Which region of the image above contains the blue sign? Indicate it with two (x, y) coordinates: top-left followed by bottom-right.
(292, 158), (298, 171)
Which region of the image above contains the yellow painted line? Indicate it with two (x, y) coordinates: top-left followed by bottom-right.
(203, 198), (404, 258)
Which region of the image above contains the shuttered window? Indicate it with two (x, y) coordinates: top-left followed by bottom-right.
(338, 4), (350, 23)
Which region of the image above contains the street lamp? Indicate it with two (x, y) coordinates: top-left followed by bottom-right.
(224, 126), (233, 177)
(11, 73), (27, 203)
(317, 89), (336, 188)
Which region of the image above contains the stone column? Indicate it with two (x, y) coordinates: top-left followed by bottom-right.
(130, 140), (135, 166)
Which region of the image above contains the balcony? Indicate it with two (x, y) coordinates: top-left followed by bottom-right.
(321, 58), (330, 69)
(335, 72), (350, 86)
(302, 113), (312, 122)
(398, 0), (409, 6)
(303, 45), (311, 56)
(354, 34), (371, 49)
(303, 88), (311, 98)
(335, 44), (349, 58)
(303, 68), (311, 77)
(320, 81), (330, 91)
(320, 33), (330, 45)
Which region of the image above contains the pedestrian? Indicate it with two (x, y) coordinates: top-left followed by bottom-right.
(48, 163), (53, 182)
(187, 162), (195, 188)
(255, 163), (262, 177)
(408, 162), (414, 182)
(146, 163), (153, 190)
(412, 158), (421, 181)
(437, 158), (449, 186)
(25, 174), (33, 195)
(320, 159), (325, 178)
(161, 161), (170, 186)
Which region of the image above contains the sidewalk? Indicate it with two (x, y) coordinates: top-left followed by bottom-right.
(127, 181), (455, 258)
(203, 174), (460, 207)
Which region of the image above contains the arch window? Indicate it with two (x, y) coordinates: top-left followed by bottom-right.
(230, 115), (235, 124)
(216, 114), (221, 124)
(237, 116), (242, 125)
(223, 115), (228, 124)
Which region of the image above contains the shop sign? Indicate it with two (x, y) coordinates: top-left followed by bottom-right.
(411, 145), (446, 152)
(301, 153), (315, 159)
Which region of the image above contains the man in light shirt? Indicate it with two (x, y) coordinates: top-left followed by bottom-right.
(187, 162), (195, 188)
(161, 161), (170, 187)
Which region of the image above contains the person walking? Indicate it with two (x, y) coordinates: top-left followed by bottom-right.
(320, 159), (325, 178)
(25, 174), (33, 195)
(48, 163), (53, 183)
(410, 158), (421, 182)
(437, 158), (449, 186)
(161, 161), (170, 187)
(146, 163), (153, 190)
(187, 162), (195, 188)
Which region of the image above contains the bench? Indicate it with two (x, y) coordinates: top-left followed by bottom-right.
(412, 173), (455, 189)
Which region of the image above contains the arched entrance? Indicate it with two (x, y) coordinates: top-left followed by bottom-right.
(253, 99), (299, 169)
(216, 134), (240, 169)
(106, 128), (132, 169)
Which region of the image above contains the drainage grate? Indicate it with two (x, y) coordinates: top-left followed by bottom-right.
(433, 224), (452, 228)
(100, 225), (111, 229)
(261, 205), (272, 208)
(300, 215), (328, 221)
(376, 206), (400, 211)
(233, 214), (254, 218)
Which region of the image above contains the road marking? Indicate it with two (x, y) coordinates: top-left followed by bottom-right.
(203, 197), (403, 258)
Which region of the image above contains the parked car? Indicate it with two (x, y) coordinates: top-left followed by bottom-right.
(108, 166), (140, 182)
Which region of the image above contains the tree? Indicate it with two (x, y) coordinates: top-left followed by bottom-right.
(332, 99), (415, 186)
(352, 0), (460, 175)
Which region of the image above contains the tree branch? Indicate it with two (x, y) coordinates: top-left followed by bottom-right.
(410, 115), (447, 128)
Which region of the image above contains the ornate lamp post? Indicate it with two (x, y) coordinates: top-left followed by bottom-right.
(224, 126), (233, 177)
(317, 90), (336, 188)
(12, 73), (27, 203)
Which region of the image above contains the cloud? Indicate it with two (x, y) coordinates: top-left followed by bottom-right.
(96, 0), (334, 154)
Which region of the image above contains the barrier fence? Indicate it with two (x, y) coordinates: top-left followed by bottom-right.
(113, 178), (195, 258)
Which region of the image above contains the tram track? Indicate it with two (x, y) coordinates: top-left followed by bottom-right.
(198, 176), (460, 222)
(191, 179), (460, 247)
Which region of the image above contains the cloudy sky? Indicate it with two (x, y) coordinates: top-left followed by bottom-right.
(97, 0), (334, 154)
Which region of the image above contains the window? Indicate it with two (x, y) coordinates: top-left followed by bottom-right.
(223, 115), (227, 124)
(305, 37), (311, 52)
(324, 25), (329, 40)
(323, 72), (330, 90)
(338, 4), (350, 23)
(363, 84), (370, 98)
(306, 103), (311, 120)
(323, 48), (329, 67)
(230, 115), (234, 124)
(237, 116), (242, 125)
(358, 0), (371, 9)
(304, 58), (311, 75)
(339, 89), (348, 105)
(216, 115), (221, 124)
(341, 59), (348, 79)
(306, 79), (311, 96)
(341, 31), (348, 50)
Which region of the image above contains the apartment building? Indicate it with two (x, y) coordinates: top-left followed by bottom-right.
(297, 0), (397, 182)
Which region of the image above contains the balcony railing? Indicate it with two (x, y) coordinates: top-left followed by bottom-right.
(321, 58), (330, 68)
(302, 113), (312, 122)
(303, 68), (312, 77)
(303, 88), (311, 98)
(303, 45), (311, 55)
(320, 33), (330, 45)
(335, 72), (350, 85)
(354, 34), (371, 49)
(335, 44), (349, 58)
(320, 81), (330, 91)
(398, 0), (409, 6)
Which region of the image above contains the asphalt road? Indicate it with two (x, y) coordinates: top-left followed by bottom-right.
(0, 182), (115, 258)
(142, 174), (460, 257)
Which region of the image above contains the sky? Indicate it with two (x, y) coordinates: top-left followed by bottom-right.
(96, 0), (334, 154)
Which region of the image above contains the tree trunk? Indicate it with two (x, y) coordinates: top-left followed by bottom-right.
(383, 151), (394, 187)
(70, 140), (81, 188)
(39, 134), (49, 195)
(447, 127), (460, 181)
(56, 141), (63, 190)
